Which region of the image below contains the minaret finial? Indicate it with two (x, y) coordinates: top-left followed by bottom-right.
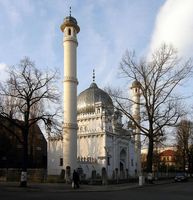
(69, 6), (71, 17)
(92, 69), (95, 83)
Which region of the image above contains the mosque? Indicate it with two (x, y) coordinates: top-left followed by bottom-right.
(47, 12), (141, 181)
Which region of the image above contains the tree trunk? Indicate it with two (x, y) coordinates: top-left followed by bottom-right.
(20, 128), (28, 187)
(146, 137), (154, 173)
(182, 149), (186, 172)
(187, 152), (192, 175)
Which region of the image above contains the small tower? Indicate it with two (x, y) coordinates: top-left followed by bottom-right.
(130, 80), (141, 175)
(60, 9), (80, 178)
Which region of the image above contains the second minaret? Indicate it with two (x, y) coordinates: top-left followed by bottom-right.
(131, 80), (141, 175)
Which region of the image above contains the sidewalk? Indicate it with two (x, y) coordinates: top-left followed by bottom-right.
(0, 179), (174, 193)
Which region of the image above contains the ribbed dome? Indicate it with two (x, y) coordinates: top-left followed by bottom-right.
(77, 82), (113, 114)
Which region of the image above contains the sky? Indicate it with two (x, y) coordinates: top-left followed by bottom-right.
(0, 0), (193, 98)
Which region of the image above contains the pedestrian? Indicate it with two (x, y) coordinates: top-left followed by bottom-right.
(72, 170), (80, 189)
(147, 172), (153, 184)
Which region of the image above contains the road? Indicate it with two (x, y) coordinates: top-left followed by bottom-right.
(0, 181), (192, 200)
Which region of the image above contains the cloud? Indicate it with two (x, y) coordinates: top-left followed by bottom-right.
(0, 63), (8, 81)
(0, 63), (6, 70)
(149, 0), (193, 58)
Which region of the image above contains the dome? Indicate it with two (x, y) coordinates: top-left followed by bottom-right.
(60, 15), (80, 33)
(131, 80), (141, 89)
(77, 82), (113, 114)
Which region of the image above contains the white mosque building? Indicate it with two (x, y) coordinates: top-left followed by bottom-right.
(47, 12), (141, 181)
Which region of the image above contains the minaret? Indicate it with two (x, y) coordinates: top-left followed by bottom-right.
(60, 8), (80, 177)
(130, 80), (141, 175)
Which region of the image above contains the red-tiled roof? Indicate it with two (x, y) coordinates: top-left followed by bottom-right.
(160, 149), (175, 156)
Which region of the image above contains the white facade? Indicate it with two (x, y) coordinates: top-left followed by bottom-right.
(47, 137), (63, 175)
(76, 85), (137, 178)
(48, 82), (138, 179)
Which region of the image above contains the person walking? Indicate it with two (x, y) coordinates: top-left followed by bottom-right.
(72, 170), (80, 189)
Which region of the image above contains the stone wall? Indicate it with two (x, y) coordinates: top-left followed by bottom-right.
(0, 168), (47, 182)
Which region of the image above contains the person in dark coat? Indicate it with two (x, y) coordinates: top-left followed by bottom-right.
(72, 170), (80, 189)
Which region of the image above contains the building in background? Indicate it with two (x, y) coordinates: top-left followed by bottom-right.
(0, 116), (47, 169)
(160, 149), (176, 167)
(141, 146), (177, 175)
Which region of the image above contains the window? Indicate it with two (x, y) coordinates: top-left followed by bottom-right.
(107, 157), (110, 166)
(59, 158), (63, 166)
(68, 28), (71, 36)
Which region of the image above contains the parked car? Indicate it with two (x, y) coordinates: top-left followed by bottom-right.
(174, 172), (188, 182)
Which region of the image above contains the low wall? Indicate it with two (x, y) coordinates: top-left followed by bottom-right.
(0, 169), (176, 183)
(0, 168), (47, 182)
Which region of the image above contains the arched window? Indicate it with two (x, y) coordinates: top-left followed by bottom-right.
(68, 28), (71, 36)
(59, 158), (63, 166)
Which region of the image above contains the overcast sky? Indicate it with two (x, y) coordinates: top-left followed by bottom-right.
(0, 0), (193, 97)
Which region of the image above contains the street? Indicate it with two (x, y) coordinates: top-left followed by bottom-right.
(0, 181), (193, 200)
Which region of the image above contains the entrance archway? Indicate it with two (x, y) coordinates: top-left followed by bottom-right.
(120, 149), (126, 179)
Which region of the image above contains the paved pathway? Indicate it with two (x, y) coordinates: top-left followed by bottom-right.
(0, 179), (176, 193)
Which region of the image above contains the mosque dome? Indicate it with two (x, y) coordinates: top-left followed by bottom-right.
(77, 82), (113, 114)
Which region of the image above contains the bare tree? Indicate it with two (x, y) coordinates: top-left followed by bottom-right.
(108, 44), (193, 175)
(175, 119), (193, 174)
(0, 57), (62, 187)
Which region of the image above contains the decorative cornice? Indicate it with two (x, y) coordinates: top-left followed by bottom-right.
(64, 37), (78, 45)
(78, 132), (104, 138)
(48, 135), (63, 141)
(61, 20), (80, 33)
(64, 76), (78, 84)
(63, 123), (78, 130)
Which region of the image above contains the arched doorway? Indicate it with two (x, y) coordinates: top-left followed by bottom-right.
(120, 149), (126, 179)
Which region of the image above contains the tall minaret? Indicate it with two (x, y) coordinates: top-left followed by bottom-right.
(60, 9), (80, 177)
(130, 80), (141, 175)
